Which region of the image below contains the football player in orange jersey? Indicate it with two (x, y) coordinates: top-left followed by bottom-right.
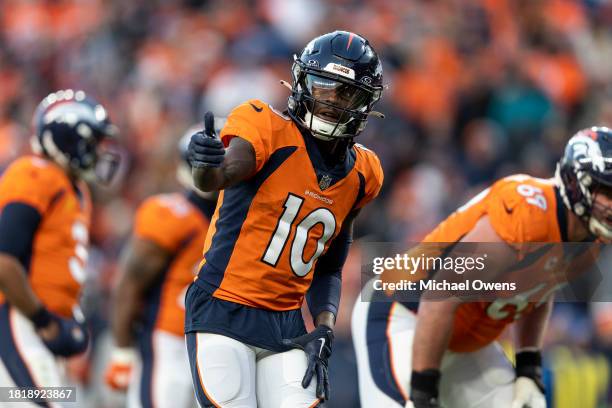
(104, 124), (218, 408)
(0, 90), (119, 402)
(352, 127), (612, 408)
(185, 31), (384, 407)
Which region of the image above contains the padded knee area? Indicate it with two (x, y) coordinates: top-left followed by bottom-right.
(198, 343), (243, 403)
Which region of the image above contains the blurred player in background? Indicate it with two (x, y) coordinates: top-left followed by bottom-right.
(352, 127), (612, 408)
(0, 90), (119, 404)
(104, 124), (219, 408)
(185, 31), (384, 407)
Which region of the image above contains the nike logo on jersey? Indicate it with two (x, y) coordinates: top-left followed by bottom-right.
(503, 202), (514, 214)
(249, 102), (263, 112)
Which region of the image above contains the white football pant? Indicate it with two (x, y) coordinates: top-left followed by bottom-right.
(186, 332), (321, 408)
(352, 296), (515, 408)
(128, 329), (196, 408)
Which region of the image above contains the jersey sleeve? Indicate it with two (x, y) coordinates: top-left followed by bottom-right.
(0, 203), (41, 266)
(487, 180), (552, 244)
(0, 157), (64, 215)
(354, 144), (384, 210)
(133, 196), (192, 252)
(220, 99), (272, 173)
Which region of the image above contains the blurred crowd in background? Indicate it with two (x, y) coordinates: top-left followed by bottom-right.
(2, 0), (612, 406)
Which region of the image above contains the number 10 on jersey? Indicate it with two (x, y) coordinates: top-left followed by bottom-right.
(261, 194), (337, 277)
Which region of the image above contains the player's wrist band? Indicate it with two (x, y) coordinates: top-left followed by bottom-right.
(316, 324), (334, 333)
(315, 325), (334, 346)
(410, 369), (441, 397)
(111, 346), (137, 364)
(515, 350), (542, 374)
(515, 350), (545, 392)
(29, 307), (52, 329)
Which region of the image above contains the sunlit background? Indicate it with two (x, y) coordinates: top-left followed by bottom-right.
(1, 0), (612, 406)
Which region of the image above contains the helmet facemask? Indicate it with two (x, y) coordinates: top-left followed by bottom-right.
(69, 126), (119, 184)
(92, 137), (121, 184)
(290, 59), (382, 141)
(587, 181), (612, 241)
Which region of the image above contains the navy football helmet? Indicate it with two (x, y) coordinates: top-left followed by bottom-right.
(287, 31), (384, 141)
(557, 126), (612, 239)
(32, 89), (119, 183)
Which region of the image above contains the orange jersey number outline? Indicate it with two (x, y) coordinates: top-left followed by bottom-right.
(261, 193), (337, 277)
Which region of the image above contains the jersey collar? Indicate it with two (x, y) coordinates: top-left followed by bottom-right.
(297, 125), (356, 190)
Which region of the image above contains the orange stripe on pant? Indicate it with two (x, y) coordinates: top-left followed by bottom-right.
(386, 302), (409, 402)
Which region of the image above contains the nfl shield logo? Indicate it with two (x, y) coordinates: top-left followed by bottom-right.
(318, 174), (332, 190)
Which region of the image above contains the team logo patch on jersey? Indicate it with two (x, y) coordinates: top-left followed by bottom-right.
(318, 174), (332, 190)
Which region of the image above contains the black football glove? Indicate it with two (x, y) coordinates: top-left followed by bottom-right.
(31, 307), (89, 357)
(188, 111), (225, 168)
(410, 369), (441, 408)
(282, 325), (334, 401)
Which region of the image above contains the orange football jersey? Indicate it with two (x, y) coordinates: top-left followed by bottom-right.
(133, 193), (210, 336)
(0, 156), (91, 318)
(421, 174), (572, 352)
(197, 99), (384, 311)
